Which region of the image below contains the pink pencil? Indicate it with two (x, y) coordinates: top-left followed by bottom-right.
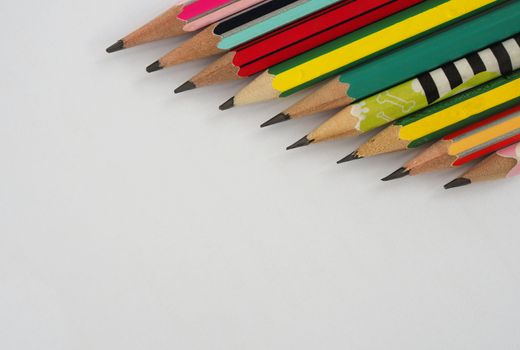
(106, 0), (266, 53)
(445, 142), (520, 190)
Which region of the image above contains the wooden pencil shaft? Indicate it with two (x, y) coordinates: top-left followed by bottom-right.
(405, 140), (456, 175)
(112, 0), (266, 50)
(463, 144), (520, 183)
(122, 4), (186, 49)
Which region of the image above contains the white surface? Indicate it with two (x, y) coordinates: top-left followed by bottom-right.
(1, 1), (520, 349)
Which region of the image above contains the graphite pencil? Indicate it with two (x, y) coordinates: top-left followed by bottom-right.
(337, 36), (520, 162)
(444, 142), (520, 189)
(176, 0), (424, 93)
(224, 0), (513, 110)
(382, 105), (520, 181)
(147, 0), (343, 72)
(106, 0), (265, 53)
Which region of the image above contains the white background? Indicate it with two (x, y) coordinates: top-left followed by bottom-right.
(1, 0), (520, 349)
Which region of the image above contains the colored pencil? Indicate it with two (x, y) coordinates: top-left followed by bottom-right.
(147, 0), (343, 72)
(348, 72), (520, 167)
(337, 36), (520, 162)
(444, 142), (520, 189)
(223, 0), (512, 110)
(382, 105), (520, 181)
(106, 0), (265, 53)
(175, 0), (424, 93)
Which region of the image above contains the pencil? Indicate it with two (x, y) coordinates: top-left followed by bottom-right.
(147, 0), (343, 72)
(444, 142), (520, 189)
(223, 0), (513, 110)
(106, 0), (265, 53)
(175, 0), (424, 93)
(382, 105), (520, 181)
(338, 36), (520, 162)
(349, 72), (520, 165)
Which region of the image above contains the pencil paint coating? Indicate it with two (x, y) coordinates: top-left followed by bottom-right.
(449, 114), (520, 157)
(177, 0), (235, 21)
(183, 0), (266, 31)
(217, 0), (340, 50)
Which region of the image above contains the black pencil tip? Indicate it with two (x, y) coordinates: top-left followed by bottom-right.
(337, 151), (361, 164)
(174, 81), (196, 94)
(106, 40), (125, 53)
(146, 60), (163, 73)
(286, 136), (313, 150)
(261, 113), (291, 128)
(219, 97), (235, 111)
(381, 167), (410, 182)
(444, 177), (471, 190)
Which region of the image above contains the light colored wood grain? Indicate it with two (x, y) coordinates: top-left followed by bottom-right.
(159, 24), (224, 67)
(284, 77), (353, 119)
(124, 4), (186, 48)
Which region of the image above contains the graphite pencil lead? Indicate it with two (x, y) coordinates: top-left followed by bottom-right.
(106, 40), (125, 53)
(444, 177), (472, 190)
(146, 60), (163, 73)
(337, 151), (361, 164)
(381, 167), (410, 182)
(219, 97), (235, 111)
(286, 136), (312, 151)
(261, 113), (291, 128)
(174, 81), (196, 94)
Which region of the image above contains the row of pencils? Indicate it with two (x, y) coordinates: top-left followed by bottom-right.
(107, 0), (520, 190)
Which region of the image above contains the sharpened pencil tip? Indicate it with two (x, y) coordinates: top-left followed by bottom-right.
(146, 60), (163, 73)
(174, 81), (196, 94)
(381, 167), (410, 181)
(286, 136), (313, 150)
(337, 151), (361, 164)
(444, 177), (471, 190)
(106, 40), (125, 53)
(219, 97), (235, 111)
(261, 113), (291, 128)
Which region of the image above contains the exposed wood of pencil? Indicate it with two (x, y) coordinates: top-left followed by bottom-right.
(283, 77), (354, 119)
(114, 5), (186, 51)
(356, 125), (410, 158)
(158, 24), (224, 68)
(404, 140), (456, 176)
(233, 71), (278, 107)
(461, 153), (518, 183)
(307, 106), (362, 144)
(191, 52), (241, 88)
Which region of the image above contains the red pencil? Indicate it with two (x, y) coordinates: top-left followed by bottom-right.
(175, 0), (424, 93)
